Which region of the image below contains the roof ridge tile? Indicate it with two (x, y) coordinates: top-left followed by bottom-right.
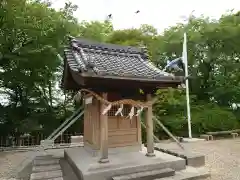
(69, 36), (142, 54)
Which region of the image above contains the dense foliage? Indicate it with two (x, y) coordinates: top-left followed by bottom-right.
(0, 0), (240, 138)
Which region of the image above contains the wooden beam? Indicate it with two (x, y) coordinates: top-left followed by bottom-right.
(82, 76), (180, 90)
(99, 92), (109, 163)
(145, 93), (155, 157)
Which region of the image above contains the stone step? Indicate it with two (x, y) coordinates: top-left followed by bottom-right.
(31, 155), (64, 180)
(35, 155), (54, 160)
(32, 164), (61, 172)
(33, 159), (60, 166)
(112, 168), (175, 180)
(30, 170), (63, 180)
(155, 167), (210, 180)
(35, 155), (59, 161)
(31, 176), (63, 180)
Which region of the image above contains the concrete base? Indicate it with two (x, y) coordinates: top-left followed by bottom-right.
(71, 136), (84, 147)
(200, 134), (214, 141)
(64, 147), (186, 180)
(155, 143), (205, 167)
(40, 140), (54, 149)
(182, 138), (205, 143)
(70, 142), (84, 147)
(84, 142), (142, 157)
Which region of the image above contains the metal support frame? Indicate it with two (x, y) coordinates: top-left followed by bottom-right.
(51, 110), (84, 141)
(47, 106), (83, 140)
(140, 115), (184, 150)
(153, 116), (184, 149)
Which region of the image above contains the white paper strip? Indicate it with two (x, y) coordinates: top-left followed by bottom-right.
(129, 106), (135, 119)
(102, 104), (112, 115)
(115, 104), (124, 116)
(135, 106), (144, 116)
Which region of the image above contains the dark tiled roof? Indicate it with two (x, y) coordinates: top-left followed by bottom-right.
(64, 37), (175, 80)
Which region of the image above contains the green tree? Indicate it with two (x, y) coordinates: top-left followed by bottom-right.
(1, 0), (240, 139)
(0, 0), (80, 136)
(78, 20), (113, 42)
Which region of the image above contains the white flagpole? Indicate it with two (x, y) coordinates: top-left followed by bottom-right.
(182, 32), (192, 138)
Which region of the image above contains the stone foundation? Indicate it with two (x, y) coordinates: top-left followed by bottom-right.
(70, 136), (84, 147)
(64, 147), (186, 180)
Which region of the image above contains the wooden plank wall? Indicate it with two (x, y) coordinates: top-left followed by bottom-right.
(84, 92), (142, 149)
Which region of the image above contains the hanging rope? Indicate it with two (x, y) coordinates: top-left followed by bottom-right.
(74, 88), (157, 117)
(75, 88), (157, 107)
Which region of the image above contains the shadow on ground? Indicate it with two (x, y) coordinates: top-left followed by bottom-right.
(17, 162), (32, 180)
(60, 158), (78, 180)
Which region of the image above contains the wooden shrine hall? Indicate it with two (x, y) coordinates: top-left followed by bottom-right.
(62, 36), (183, 162)
(59, 36), (211, 180)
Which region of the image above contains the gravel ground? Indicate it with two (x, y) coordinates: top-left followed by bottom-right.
(190, 139), (240, 180)
(161, 138), (240, 180)
(1, 139), (240, 180)
(0, 150), (40, 179)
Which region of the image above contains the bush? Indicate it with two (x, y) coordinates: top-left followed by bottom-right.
(153, 103), (240, 138)
(191, 104), (239, 134)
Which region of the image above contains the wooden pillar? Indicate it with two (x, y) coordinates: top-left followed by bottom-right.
(99, 92), (109, 163)
(146, 93), (155, 157)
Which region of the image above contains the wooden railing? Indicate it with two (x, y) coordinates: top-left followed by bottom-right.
(0, 132), (82, 149)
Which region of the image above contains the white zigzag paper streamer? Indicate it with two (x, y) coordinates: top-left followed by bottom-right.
(102, 104), (112, 115)
(135, 106), (144, 116)
(129, 106), (135, 119)
(115, 104), (123, 116)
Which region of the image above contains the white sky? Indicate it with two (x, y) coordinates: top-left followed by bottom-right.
(52, 0), (240, 32)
